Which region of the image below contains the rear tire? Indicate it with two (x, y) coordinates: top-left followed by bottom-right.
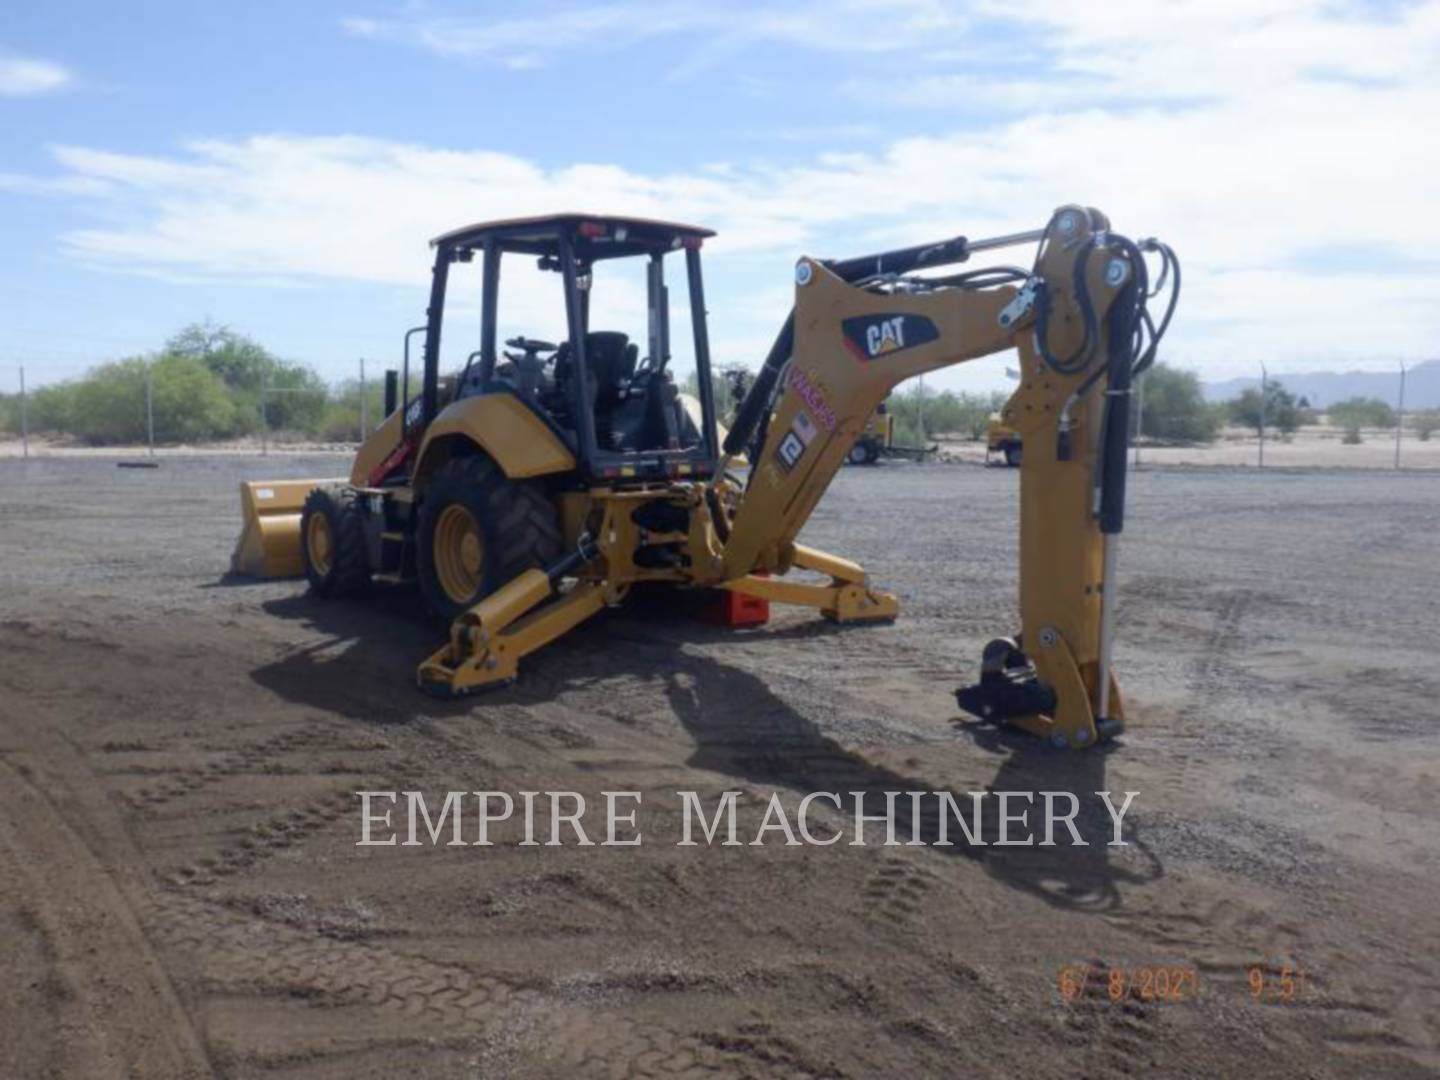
(416, 456), (563, 621)
(847, 440), (873, 466)
(301, 486), (370, 597)
(1004, 443), (1022, 467)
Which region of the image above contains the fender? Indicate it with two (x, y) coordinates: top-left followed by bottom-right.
(412, 393), (575, 488)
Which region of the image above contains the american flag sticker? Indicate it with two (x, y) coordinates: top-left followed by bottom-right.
(792, 409), (818, 446)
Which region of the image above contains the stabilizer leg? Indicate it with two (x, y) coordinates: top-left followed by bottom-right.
(725, 543), (899, 623)
(417, 574), (608, 696)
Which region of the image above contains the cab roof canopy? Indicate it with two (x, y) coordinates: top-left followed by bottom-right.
(432, 213), (715, 261)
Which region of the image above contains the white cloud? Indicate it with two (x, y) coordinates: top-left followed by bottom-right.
(10, 2), (1440, 382)
(342, 1), (971, 73)
(0, 54), (71, 96)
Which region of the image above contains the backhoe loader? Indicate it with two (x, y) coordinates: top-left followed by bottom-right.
(233, 207), (1178, 748)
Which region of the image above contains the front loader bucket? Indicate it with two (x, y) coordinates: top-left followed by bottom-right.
(230, 479), (343, 578)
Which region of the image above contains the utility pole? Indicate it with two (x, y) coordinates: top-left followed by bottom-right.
(359, 357), (369, 440)
(145, 363), (155, 456)
(19, 366), (29, 460)
(1258, 362), (1267, 468)
(1395, 360), (1407, 470)
(260, 371), (269, 456)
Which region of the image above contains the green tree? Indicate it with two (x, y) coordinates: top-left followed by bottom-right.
(64, 355), (235, 444)
(1327, 396), (1396, 431)
(316, 376), (388, 442)
(1227, 380), (1300, 435)
(26, 383), (79, 434)
(889, 385), (1006, 440)
(167, 319), (326, 433)
(1135, 364), (1221, 443)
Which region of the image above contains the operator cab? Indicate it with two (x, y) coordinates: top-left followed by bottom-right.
(421, 214), (721, 483)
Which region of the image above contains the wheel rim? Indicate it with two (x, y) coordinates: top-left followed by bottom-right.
(849, 444), (867, 464)
(434, 504), (484, 604)
(306, 512), (334, 576)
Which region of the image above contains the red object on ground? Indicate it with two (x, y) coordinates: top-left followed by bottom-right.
(707, 583), (769, 627)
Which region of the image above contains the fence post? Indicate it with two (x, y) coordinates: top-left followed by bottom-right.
(1258, 363), (1267, 468)
(146, 363), (155, 456)
(1134, 371), (1144, 469)
(359, 357), (368, 440)
(1395, 361), (1406, 470)
(19, 366), (29, 459)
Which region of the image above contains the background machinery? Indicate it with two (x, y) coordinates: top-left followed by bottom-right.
(986, 416), (1024, 466)
(233, 207), (1178, 748)
(848, 404), (894, 465)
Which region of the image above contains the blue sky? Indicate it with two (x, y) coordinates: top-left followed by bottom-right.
(3, 1), (1438, 391)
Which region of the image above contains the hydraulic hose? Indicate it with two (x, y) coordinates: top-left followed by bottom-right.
(723, 312), (794, 459)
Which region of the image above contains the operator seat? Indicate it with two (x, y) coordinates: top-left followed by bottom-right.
(584, 332), (638, 409)
(583, 331), (639, 450)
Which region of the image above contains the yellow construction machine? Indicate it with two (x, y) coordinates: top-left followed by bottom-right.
(233, 207), (1178, 748)
(986, 416), (1023, 466)
(848, 405), (894, 465)
(847, 402), (937, 465)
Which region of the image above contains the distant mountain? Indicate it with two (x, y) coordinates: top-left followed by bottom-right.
(1203, 359), (1440, 408)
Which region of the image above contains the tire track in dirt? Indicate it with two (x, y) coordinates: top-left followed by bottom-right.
(0, 745), (215, 1078)
(164, 784), (362, 888)
(118, 727), (324, 815)
(148, 889), (830, 1078)
(862, 854), (939, 928)
(1101, 589), (1433, 1065)
(1054, 963), (1162, 1074)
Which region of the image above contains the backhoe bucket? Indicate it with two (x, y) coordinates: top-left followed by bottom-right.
(230, 479), (341, 578)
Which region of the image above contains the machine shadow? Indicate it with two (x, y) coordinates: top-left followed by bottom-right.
(653, 636), (1162, 913)
(248, 590), (478, 723)
(248, 583), (1160, 911)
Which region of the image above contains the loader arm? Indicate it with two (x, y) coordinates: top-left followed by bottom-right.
(717, 205), (1179, 747)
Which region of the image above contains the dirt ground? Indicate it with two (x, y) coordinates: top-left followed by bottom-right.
(1, 455), (1437, 1079)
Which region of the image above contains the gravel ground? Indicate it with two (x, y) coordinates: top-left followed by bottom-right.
(1, 455), (1437, 1078)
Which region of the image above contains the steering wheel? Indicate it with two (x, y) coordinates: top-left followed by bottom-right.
(504, 336), (559, 357)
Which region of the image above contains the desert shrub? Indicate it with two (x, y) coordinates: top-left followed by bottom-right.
(167, 320), (326, 433)
(62, 355), (236, 444)
(1227, 380), (1300, 434)
(889, 386), (1007, 440)
(1328, 396), (1396, 430)
(316, 378), (388, 442)
(1410, 410), (1440, 441)
(1136, 364), (1221, 443)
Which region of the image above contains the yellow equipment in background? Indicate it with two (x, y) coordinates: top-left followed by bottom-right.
(986, 417), (1023, 467)
(847, 407), (894, 465)
(233, 208), (1178, 749)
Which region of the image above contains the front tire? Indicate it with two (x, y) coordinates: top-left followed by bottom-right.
(301, 486), (370, 597)
(1004, 443), (1022, 467)
(416, 456), (563, 621)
